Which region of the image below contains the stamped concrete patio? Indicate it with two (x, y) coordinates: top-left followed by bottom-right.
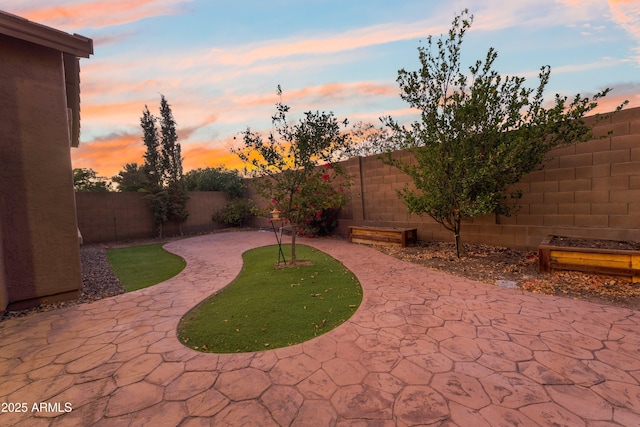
(1, 230), (639, 426)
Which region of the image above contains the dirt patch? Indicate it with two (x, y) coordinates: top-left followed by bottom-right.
(374, 240), (640, 311)
(548, 235), (640, 251)
(275, 260), (313, 268)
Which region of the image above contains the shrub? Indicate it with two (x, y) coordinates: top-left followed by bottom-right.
(212, 199), (257, 227)
(299, 207), (341, 237)
(184, 167), (246, 199)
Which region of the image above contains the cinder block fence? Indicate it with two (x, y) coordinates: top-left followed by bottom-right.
(78, 107), (640, 250)
(75, 192), (228, 243)
(332, 107), (640, 249)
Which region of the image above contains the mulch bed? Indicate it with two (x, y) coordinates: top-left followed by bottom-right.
(549, 235), (640, 251)
(374, 240), (640, 311)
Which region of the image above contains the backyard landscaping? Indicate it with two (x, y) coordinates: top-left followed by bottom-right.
(106, 243), (186, 292)
(3, 230), (639, 323)
(375, 240), (640, 310)
(178, 244), (362, 353)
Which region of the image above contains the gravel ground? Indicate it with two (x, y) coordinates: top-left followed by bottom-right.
(77, 244), (125, 301)
(0, 228), (252, 321)
(1, 244), (124, 321)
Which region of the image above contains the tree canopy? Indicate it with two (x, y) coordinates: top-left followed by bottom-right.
(140, 95), (188, 236)
(73, 168), (110, 192)
(184, 167), (246, 199)
(233, 87), (352, 264)
(111, 163), (147, 192)
(381, 9), (625, 256)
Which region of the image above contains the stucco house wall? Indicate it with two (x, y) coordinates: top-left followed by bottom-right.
(0, 11), (92, 312)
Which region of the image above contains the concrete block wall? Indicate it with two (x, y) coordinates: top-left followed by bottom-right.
(76, 191), (229, 243)
(76, 193), (154, 243)
(77, 108), (639, 250)
(165, 191), (229, 236)
(335, 106), (640, 250)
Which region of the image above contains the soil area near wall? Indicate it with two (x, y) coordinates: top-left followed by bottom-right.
(549, 235), (640, 251)
(374, 240), (640, 311)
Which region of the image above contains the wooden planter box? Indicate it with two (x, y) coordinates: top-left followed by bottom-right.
(348, 226), (417, 247)
(538, 235), (640, 283)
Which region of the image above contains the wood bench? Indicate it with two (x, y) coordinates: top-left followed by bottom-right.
(348, 226), (417, 247)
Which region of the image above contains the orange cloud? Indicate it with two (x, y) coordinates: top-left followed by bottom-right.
(183, 141), (245, 172)
(72, 132), (144, 177)
(82, 100), (148, 120)
(14, 0), (192, 31)
(73, 131), (245, 177)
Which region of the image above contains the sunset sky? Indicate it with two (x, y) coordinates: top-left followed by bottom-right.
(5, 0), (640, 178)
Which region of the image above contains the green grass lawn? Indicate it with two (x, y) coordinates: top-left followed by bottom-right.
(178, 244), (362, 353)
(107, 243), (186, 292)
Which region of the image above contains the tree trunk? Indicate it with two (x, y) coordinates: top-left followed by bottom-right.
(454, 232), (461, 258)
(453, 218), (462, 258)
(290, 226), (297, 265)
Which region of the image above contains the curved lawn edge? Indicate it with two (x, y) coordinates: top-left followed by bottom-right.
(177, 244), (363, 353)
(107, 243), (187, 292)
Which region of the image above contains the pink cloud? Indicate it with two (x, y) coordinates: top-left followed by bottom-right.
(178, 114), (219, 140)
(279, 82), (396, 104)
(12, 0), (192, 31)
(589, 82), (640, 113)
(210, 19), (446, 67)
(608, 0), (640, 62)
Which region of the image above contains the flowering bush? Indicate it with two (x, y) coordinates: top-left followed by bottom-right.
(233, 87), (353, 264)
(262, 163), (349, 236)
(299, 207), (341, 237)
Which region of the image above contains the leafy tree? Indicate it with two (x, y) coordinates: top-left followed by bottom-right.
(111, 163), (148, 192)
(166, 181), (189, 234)
(234, 87), (352, 264)
(158, 96), (189, 234)
(141, 106), (162, 192)
(73, 168), (110, 192)
(147, 190), (169, 234)
(184, 167), (246, 199)
(338, 121), (394, 159)
(381, 9), (624, 257)
(159, 95), (183, 185)
(140, 95), (189, 236)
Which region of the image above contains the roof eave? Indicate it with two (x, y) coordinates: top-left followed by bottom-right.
(0, 11), (93, 58)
